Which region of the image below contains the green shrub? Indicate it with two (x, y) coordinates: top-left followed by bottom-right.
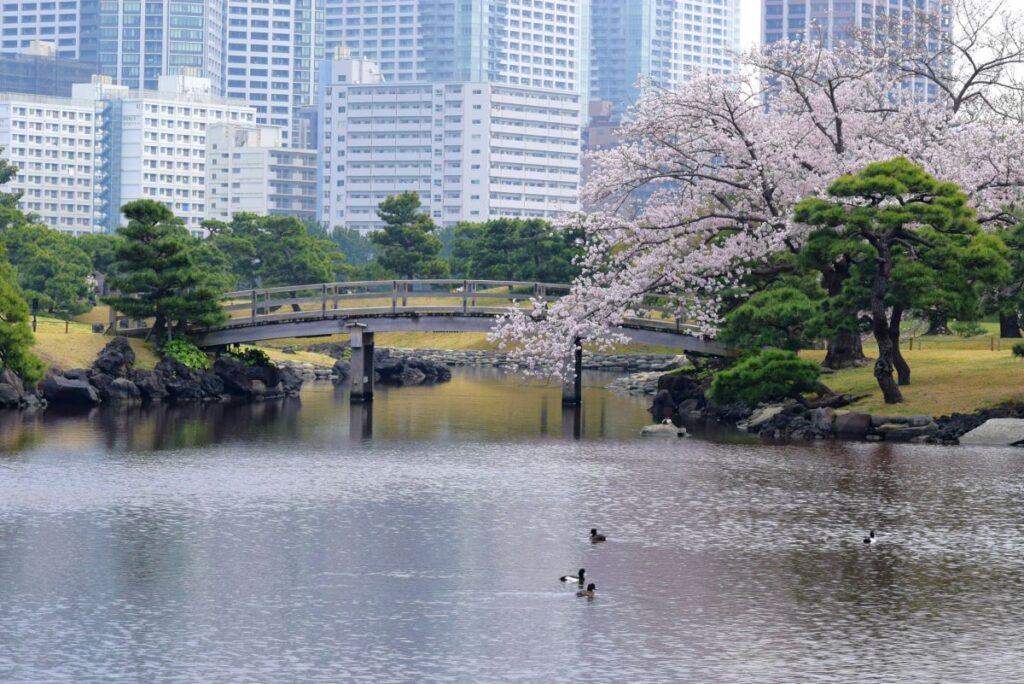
(1013, 343), (1024, 360)
(706, 350), (820, 406)
(225, 346), (272, 367)
(950, 321), (986, 338)
(161, 336), (211, 370)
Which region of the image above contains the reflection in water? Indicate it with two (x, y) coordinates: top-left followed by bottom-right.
(1, 370), (1023, 682)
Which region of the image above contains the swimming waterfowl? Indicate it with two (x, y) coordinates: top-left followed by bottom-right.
(863, 529), (877, 544)
(560, 568), (585, 583)
(576, 583), (596, 598)
(590, 529), (606, 543)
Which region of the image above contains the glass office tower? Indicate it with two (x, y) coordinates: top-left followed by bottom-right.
(590, 0), (741, 119)
(323, 0), (589, 99)
(78, 0), (226, 92)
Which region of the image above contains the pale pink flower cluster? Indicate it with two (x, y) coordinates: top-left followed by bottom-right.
(491, 33), (1024, 379)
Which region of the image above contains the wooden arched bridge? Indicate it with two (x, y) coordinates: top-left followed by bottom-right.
(111, 279), (728, 404)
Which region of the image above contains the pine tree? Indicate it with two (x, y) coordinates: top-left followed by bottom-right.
(104, 200), (225, 342)
(370, 193), (449, 279)
(0, 259), (44, 383)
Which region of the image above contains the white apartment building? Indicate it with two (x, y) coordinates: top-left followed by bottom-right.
(206, 122), (317, 222)
(317, 56), (581, 231)
(74, 75), (257, 234)
(0, 74), (257, 235)
(0, 92), (101, 234)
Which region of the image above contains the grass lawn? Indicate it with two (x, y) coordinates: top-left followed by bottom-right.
(32, 317), (159, 372)
(802, 339), (1024, 416)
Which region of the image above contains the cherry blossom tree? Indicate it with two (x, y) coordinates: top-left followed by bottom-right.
(491, 0), (1024, 379)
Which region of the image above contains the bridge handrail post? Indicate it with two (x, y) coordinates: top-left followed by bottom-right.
(391, 280), (397, 314)
(402, 281), (408, 308)
(250, 289), (257, 322)
(471, 281), (477, 308)
(462, 279), (468, 314)
(333, 284), (339, 311)
(321, 283), (327, 316)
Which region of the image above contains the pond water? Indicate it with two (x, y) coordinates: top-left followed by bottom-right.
(1, 369), (1023, 682)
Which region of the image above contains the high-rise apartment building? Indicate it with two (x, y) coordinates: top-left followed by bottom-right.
(80, 74), (256, 233)
(205, 123), (317, 222)
(76, 0), (227, 93)
(591, 0), (741, 118)
(0, 90), (101, 234)
(324, 0), (589, 102)
(762, 0), (953, 99)
(0, 75), (257, 235)
(317, 56), (581, 231)
(224, 0), (325, 147)
(0, 1), (83, 59)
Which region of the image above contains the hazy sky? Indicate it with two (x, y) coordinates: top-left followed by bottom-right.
(740, 0), (763, 51)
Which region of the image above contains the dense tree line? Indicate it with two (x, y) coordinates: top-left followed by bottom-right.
(0, 172), (586, 382)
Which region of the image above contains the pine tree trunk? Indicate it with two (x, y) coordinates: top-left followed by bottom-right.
(1000, 311), (1021, 338)
(150, 316), (167, 345)
(820, 257), (869, 370)
(925, 313), (952, 336)
(889, 305), (910, 386)
(871, 243), (903, 404)
(823, 331), (869, 369)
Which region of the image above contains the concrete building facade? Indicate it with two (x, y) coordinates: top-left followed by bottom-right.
(317, 56), (581, 231)
(0, 74), (257, 235)
(224, 0), (325, 146)
(0, 90), (101, 234)
(205, 123), (317, 222)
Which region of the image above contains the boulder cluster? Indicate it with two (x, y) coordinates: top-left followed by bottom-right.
(0, 368), (44, 410)
(648, 360), (939, 443)
(318, 347), (452, 387)
(39, 337), (303, 408)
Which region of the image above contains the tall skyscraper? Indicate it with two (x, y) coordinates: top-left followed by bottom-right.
(0, 1), (84, 59)
(76, 0), (227, 93)
(590, 0), (741, 119)
(324, 0), (589, 101)
(224, 0), (324, 147)
(762, 0), (954, 98)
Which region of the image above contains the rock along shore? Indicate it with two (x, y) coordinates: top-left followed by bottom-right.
(641, 357), (1024, 447)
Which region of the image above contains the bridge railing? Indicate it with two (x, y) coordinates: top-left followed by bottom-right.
(216, 279), (575, 327)
(108, 279), (704, 337)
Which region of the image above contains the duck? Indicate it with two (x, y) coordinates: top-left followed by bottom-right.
(590, 528), (607, 543)
(576, 583), (596, 598)
(863, 529), (877, 545)
(560, 568), (585, 583)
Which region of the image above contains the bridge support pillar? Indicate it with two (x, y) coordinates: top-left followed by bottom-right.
(561, 337), (583, 406)
(348, 323), (375, 403)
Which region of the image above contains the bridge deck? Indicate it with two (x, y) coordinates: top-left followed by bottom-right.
(109, 280), (730, 356)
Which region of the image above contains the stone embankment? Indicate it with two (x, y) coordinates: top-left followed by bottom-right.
(645, 358), (1024, 446)
(38, 337), (304, 408)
